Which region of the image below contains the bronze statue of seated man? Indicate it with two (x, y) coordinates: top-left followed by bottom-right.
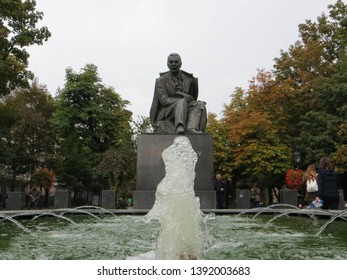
(150, 53), (207, 134)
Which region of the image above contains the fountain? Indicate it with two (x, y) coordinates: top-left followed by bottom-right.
(0, 213), (35, 236)
(142, 136), (212, 259)
(1, 136), (347, 260)
(1, 209), (347, 259)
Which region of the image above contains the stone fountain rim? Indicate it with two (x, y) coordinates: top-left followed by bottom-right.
(0, 207), (344, 220)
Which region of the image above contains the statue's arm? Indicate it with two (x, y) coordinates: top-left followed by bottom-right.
(155, 80), (180, 106)
(190, 77), (199, 100)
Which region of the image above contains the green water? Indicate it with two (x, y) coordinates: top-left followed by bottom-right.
(1, 214), (346, 260)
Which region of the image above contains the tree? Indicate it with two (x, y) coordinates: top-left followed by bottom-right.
(226, 109), (291, 186)
(221, 76), (292, 188)
(52, 64), (134, 200)
(209, 1), (347, 197)
(31, 167), (55, 207)
(206, 112), (233, 182)
(0, 81), (56, 190)
(93, 146), (136, 197)
(272, 0), (347, 168)
(0, 0), (51, 96)
(315, 56), (347, 172)
(132, 115), (153, 146)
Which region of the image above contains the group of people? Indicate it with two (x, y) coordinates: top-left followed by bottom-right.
(26, 185), (41, 209)
(303, 158), (340, 210)
(213, 157), (341, 210)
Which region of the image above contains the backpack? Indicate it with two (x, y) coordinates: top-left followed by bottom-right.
(306, 179), (318, 192)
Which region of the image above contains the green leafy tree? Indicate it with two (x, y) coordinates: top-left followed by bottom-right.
(0, 0), (51, 96)
(132, 115), (153, 146)
(273, 0), (347, 167)
(93, 146), (136, 197)
(315, 56), (347, 172)
(52, 64), (134, 200)
(0, 81), (56, 190)
(332, 122), (347, 173)
(206, 112), (234, 182)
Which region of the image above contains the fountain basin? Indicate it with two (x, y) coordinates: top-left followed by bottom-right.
(1, 209), (347, 260)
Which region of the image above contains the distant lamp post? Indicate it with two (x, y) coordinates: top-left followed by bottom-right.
(293, 151), (301, 170)
(38, 151), (46, 167)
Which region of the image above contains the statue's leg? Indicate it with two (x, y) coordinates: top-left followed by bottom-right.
(174, 99), (188, 130)
(198, 106), (207, 132)
(156, 100), (188, 133)
(187, 101), (207, 133)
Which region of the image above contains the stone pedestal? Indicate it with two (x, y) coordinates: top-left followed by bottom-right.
(101, 190), (116, 209)
(235, 189), (250, 209)
(134, 134), (215, 209)
(280, 189), (298, 207)
(54, 191), (71, 209)
(6, 192), (26, 210)
(133, 191), (155, 210)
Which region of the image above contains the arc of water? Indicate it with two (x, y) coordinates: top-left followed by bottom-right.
(7, 211), (42, 219)
(267, 210), (316, 224)
(0, 214), (36, 236)
(74, 205), (115, 216)
(304, 208), (339, 219)
(58, 208), (101, 220)
(236, 208), (263, 217)
(237, 204), (301, 219)
(253, 204), (301, 219)
(315, 208), (347, 236)
(31, 212), (77, 224)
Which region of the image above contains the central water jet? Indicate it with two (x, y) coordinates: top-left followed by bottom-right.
(144, 136), (208, 260)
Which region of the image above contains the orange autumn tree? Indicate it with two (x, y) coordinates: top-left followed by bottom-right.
(209, 1), (347, 191)
(31, 168), (55, 207)
(221, 71), (292, 187)
(227, 109), (291, 183)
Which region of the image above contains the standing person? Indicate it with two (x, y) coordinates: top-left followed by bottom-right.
(316, 158), (340, 210)
(303, 164), (318, 207)
(28, 185), (41, 209)
(214, 174), (227, 209)
(250, 184), (261, 208)
(150, 53), (207, 134)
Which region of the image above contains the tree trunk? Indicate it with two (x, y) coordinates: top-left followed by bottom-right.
(45, 189), (49, 208)
(10, 164), (17, 192)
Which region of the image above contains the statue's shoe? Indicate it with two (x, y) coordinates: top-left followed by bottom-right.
(176, 125), (185, 134)
(187, 128), (203, 134)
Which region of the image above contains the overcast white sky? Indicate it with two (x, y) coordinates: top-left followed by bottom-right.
(27, 0), (338, 120)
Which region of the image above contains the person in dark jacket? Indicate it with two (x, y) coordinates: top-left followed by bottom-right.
(316, 158), (340, 210)
(214, 174), (227, 209)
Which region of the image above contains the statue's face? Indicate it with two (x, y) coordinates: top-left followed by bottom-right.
(167, 55), (182, 74)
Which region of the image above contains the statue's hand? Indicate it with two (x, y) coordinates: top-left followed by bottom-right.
(183, 95), (194, 103)
(176, 91), (194, 103)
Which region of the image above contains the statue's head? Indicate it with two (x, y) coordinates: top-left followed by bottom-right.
(167, 53), (182, 74)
